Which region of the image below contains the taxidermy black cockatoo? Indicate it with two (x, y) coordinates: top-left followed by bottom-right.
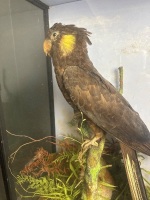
(43, 23), (150, 199)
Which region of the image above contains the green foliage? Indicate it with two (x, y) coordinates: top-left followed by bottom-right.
(11, 113), (150, 200)
(15, 140), (82, 199)
(16, 175), (81, 199)
(14, 115), (85, 199)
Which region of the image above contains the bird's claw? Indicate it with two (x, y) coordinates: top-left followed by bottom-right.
(78, 135), (101, 164)
(81, 137), (99, 149)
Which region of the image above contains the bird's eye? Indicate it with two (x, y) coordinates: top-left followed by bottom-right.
(51, 31), (59, 40)
(53, 32), (58, 37)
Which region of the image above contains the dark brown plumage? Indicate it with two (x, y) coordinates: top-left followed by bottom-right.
(44, 23), (150, 156)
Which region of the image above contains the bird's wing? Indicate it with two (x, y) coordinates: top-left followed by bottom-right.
(63, 65), (150, 155)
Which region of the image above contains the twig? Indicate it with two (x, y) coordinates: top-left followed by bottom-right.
(118, 66), (123, 94)
(7, 130), (54, 163)
(6, 130), (35, 141)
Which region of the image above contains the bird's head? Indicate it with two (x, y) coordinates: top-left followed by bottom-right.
(43, 23), (92, 57)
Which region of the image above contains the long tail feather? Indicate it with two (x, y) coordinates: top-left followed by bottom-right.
(120, 143), (148, 200)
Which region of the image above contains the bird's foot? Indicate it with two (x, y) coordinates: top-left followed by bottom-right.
(82, 135), (100, 148)
(78, 134), (102, 164)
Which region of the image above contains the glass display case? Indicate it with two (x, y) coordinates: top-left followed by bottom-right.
(1, 0), (150, 199)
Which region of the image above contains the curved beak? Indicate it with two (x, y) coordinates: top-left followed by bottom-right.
(43, 39), (52, 56)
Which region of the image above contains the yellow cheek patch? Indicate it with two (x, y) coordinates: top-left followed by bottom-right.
(59, 34), (76, 57)
(43, 39), (52, 56)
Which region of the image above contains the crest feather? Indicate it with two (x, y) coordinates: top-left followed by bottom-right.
(51, 23), (92, 45)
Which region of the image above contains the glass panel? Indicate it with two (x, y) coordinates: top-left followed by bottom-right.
(0, 0), (53, 199)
